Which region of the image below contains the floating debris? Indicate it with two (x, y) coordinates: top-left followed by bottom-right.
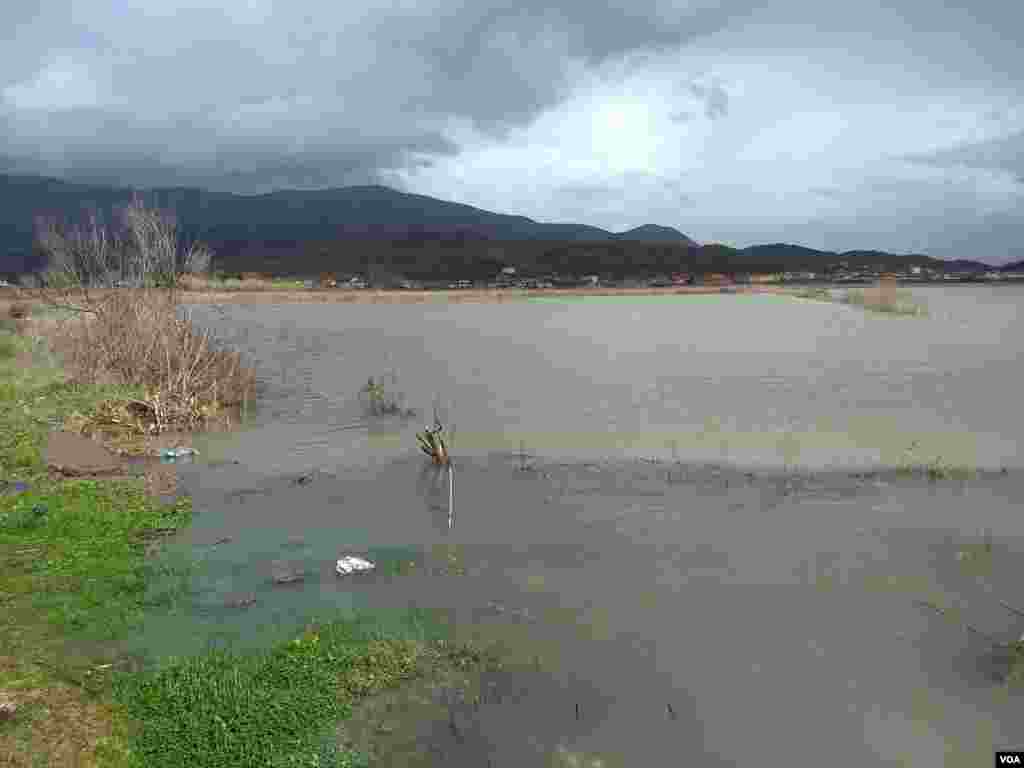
(160, 446), (199, 462)
(336, 555), (375, 576)
(223, 593), (257, 609)
(271, 560), (306, 584)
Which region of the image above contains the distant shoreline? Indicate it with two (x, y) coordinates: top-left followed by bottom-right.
(170, 285), (793, 303)
(2, 281), (1016, 307)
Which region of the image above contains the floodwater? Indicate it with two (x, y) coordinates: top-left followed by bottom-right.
(126, 286), (1024, 766)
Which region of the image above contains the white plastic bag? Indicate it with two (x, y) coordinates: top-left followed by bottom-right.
(335, 556), (375, 576)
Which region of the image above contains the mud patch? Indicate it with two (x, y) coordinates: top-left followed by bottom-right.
(335, 649), (625, 767)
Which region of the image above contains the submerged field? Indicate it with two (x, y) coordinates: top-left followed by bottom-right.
(3, 284), (1024, 766)
(0, 302), (517, 767)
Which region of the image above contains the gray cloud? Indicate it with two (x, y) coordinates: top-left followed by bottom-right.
(2, 0), (1023, 261)
(1, 1), (755, 190)
(905, 129), (1024, 182)
(687, 81), (729, 119)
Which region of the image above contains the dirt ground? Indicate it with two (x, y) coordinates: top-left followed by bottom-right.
(0, 285), (790, 307)
(44, 429), (196, 500)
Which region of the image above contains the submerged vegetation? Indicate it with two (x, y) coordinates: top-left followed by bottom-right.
(787, 281), (929, 316)
(358, 371), (416, 418)
(843, 285), (929, 316)
(896, 441), (976, 481)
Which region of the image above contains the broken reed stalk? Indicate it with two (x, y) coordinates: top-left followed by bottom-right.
(416, 414), (455, 528)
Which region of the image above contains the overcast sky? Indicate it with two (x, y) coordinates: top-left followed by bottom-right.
(3, 1), (1022, 262)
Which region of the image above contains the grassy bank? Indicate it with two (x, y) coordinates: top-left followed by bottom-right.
(0, 314), (198, 765)
(0, 298), (502, 767)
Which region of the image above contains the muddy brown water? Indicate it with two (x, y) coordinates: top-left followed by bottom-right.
(121, 287), (1024, 766)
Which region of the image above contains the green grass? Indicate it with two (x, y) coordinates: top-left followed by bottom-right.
(106, 614), (458, 768)
(0, 331), (145, 484)
(1, 481), (194, 643)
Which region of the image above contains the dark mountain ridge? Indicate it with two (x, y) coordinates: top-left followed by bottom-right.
(0, 173), (998, 278)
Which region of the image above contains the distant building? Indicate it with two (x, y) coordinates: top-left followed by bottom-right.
(696, 273), (734, 286)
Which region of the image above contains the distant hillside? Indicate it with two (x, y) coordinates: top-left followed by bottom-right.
(0, 172), (995, 278)
(612, 224), (697, 245)
(0, 174), (695, 273)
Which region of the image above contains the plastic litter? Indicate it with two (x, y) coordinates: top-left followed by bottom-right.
(335, 556), (375, 576)
(160, 447), (199, 462)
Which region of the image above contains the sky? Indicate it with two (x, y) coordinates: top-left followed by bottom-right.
(2, 1), (1022, 263)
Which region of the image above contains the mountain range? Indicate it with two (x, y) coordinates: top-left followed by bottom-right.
(0, 173), (1002, 278)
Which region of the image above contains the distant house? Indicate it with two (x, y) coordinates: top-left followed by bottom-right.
(696, 273), (733, 286)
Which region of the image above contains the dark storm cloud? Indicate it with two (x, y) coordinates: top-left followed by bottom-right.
(2, 0), (1023, 260)
(1, 0), (756, 191)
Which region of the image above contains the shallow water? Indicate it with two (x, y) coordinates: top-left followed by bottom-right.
(125, 286), (1024, 765)
(181, 285), (1023, 473)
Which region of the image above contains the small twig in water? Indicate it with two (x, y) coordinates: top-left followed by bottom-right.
(998, 599), (1024, 620)
(912, 599), (1002, 645)
(448, 461), (454, 531)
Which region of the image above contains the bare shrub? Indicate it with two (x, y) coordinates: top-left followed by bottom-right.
(25, 200), (252, 434)
(39, 289), (255, 432)
(32, 197), (213, 302)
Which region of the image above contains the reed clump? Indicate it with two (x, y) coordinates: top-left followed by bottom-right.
(358, 371), (416, 418)
(843, 283), (928, 316)
(417, 418), (452, 466)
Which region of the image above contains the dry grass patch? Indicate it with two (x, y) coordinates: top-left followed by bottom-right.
(0, 675), (121, 768)
(31, 289), (254, 436)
